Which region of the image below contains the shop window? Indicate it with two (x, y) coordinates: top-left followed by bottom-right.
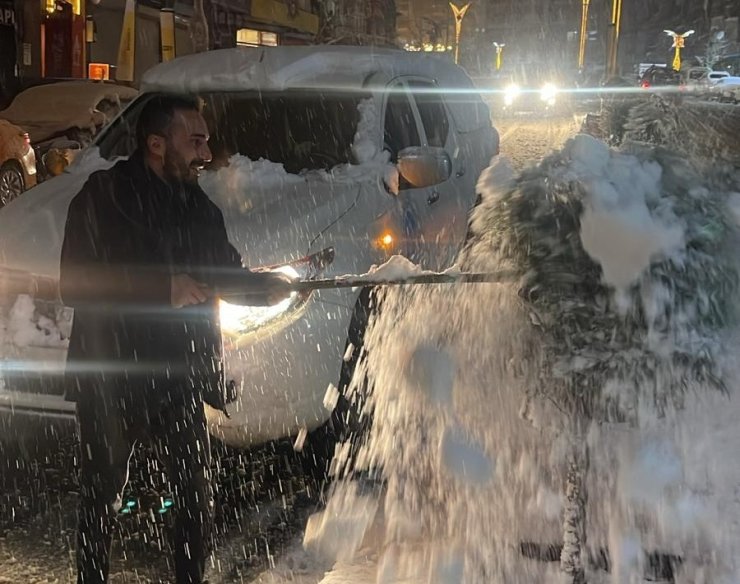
(236, 28), (279, 47)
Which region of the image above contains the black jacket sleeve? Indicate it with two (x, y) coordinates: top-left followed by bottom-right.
(59, 172), (171, 308)
(208, 202), (278, 307)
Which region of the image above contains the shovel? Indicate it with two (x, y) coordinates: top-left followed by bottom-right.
(288, 271), (518, 293)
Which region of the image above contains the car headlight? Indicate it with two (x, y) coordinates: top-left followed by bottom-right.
(219, 247), (334, 342)
(504, 84), (520, 105)
(540, 83), (558, 103)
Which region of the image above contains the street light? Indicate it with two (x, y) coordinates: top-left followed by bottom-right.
(493, 42), (505, 71)
(664, 29), (694, 72)
(449, 2), (471, 65)
(578, 0), (590, 71)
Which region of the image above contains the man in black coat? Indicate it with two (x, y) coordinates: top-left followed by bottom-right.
(60, 94), (292, 584)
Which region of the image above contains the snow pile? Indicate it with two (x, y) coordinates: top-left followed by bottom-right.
(199, 97), (394, 215)
(309, 135), (740, 582)
(618, 97), (740, 169)
(336, 255), (461, 285)
(573, 136), (684, 294)
(6, 295), (69, 349)
(351, 98), (381, 165)
(199, 155), (305, 212)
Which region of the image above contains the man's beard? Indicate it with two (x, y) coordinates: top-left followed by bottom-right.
(163, 150), (203, 185)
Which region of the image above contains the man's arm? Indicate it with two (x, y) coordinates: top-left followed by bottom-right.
(208, 204), (293, 307)
(59, 172), (171, 308)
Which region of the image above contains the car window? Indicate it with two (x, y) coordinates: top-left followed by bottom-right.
(204, 91), (363, 173)
(96, 95), (149, 159)
(407, 80), (450, 148)
(97, 91), (364, 173)
(383, 84), (420, 161)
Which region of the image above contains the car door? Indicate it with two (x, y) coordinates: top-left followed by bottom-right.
(406, 78), (472, 268)
(383, 78), (458, 270)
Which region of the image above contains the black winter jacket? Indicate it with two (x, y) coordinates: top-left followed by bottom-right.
(60, 151), (257, 416)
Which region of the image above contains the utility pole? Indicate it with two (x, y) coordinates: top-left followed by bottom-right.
(606, 0), (623, 78)
(577, 0), (590, 70)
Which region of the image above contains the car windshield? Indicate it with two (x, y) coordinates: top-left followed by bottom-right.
(98, 90), (366, 174)
(204, 91), (366, 173)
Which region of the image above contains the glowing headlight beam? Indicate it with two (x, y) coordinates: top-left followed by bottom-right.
(504, 84), (520, 105)
(540, 83), (558, 102)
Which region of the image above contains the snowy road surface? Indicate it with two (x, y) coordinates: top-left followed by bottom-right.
(0, 114), (579, 584)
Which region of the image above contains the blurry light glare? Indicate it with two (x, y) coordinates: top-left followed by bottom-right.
(219, 265), (300, 337)
(504, 84), (520, 105)
(540, 83), (558, 102)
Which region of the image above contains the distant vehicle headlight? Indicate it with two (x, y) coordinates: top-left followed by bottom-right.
(504, 84), (520, 106)
(219, 248), (334, 343)
(540, 83), (558, 103)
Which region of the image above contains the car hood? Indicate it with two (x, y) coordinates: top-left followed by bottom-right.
(0, 149), (389, 281)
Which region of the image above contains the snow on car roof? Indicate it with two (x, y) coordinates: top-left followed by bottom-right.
(140, 45), (471, 94)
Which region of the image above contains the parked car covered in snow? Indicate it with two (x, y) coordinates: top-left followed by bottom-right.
(710, 75), (740, 102)
(0, 46), (498, 472)
(0, 80), (138, 204)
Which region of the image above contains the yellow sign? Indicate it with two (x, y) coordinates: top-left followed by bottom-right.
(88, 62), (110, 80)
(116, 0), (136, 82)
(250, 0), (319, 35)
(160, 8), (176, 62)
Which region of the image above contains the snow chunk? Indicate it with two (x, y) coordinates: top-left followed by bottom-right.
(351, 98), (380, 164)
(7, 295), (69, 349)
(619, 439), (683, 505)
(303, 482), (378, 563)
(323, 383), (340, 412)
(439, 426), (494, 486)
(576, 142), (685, 292)
(199, 155), (304, 212)
(343, 342), (355, 363)
(727, 193), (740, 227)
(404, 344), (455, 407)
(580, 194), (684, 292)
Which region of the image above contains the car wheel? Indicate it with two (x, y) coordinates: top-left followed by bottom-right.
(0, 161), (26, 207)
(299, 287), (378, 488)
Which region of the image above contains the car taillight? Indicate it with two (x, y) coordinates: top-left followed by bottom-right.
(641, 81), (650, 89)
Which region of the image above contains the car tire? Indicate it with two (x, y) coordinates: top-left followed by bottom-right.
(0, 160), (25, 207)
(299, 287), (377, 488)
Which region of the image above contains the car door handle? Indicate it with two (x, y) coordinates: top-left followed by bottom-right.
(427, 191), (440, 205)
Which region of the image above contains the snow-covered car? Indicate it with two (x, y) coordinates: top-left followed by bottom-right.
(0, 80), (138, 203)
(711, 75), (740, 102)
(0, 46), (498, 471)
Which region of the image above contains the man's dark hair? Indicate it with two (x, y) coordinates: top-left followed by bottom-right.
(136, 94), (201, 151)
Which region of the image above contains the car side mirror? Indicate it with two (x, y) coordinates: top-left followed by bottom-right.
(397, 146), (452, 189)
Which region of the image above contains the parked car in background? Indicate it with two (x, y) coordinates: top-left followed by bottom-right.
(707, 70), (731, 85)
(711, 76), (740, 102)
(0, 81), (138, 204)
(0, 120), (36, 206)
(0, 46), (499, 477)
(639, 65), (683, 89)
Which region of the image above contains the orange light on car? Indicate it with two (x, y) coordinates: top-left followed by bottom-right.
(375, 231), (395, 251)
